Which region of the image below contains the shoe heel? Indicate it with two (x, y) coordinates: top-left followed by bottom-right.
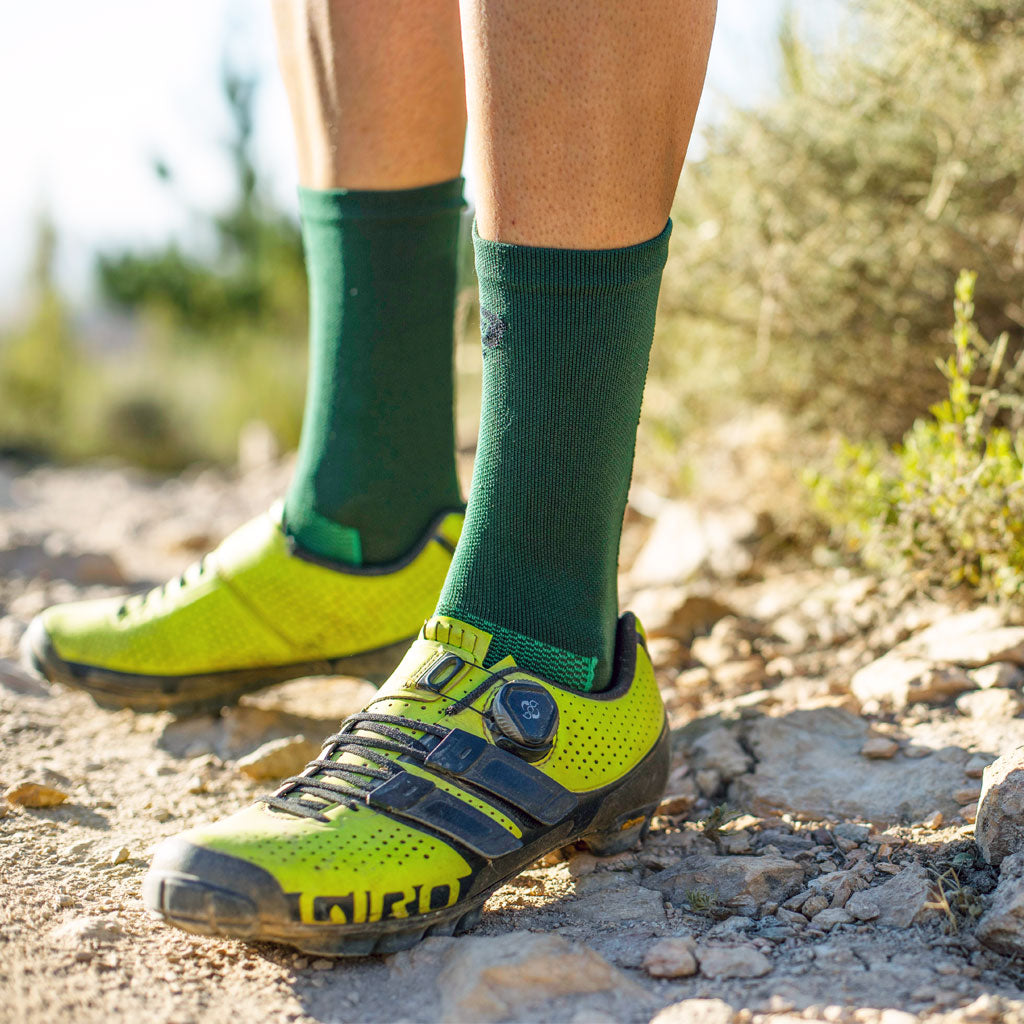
(580, 804), (656, 857)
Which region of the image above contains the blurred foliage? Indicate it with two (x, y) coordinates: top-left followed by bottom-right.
(97, 69), (306, 335)
(658, 0), (1024, 442)
(810, 271), (1024, 598)
(0, 215), (86, 458)
(0, 65), (311, 469)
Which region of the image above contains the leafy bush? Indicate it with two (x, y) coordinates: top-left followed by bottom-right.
(810, 271), (1024, 598)
(661, 0), (1024, 440)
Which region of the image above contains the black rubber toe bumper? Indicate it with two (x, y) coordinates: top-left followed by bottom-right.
(143, 839), (287, 939)
(143, 839), (487, 956)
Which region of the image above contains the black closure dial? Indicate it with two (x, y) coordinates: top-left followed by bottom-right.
(487, 681), (559, 761)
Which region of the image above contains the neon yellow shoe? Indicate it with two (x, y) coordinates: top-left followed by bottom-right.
(22, 503), (463, 714)
(142, 612), (668, 955)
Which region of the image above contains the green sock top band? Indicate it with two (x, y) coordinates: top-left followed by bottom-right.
(297, 177), (465, 223)
(472, 220), (672, 288)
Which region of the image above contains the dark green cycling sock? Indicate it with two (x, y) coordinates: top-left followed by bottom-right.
(284, 179), (464, 566)
(437, 222), (670, 691)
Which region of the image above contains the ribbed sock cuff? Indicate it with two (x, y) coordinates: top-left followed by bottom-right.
(472, 220), (671, 290)
(298, 177), (466, 224)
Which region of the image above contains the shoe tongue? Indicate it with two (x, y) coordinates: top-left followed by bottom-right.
(421, 615), (495, 666)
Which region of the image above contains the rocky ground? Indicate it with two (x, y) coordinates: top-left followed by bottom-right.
(3, 425), (1024, 1024)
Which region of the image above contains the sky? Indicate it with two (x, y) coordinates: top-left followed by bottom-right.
(0, 1), (840, 314)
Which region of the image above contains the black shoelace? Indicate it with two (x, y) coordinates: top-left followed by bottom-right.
(260, 712), (451, 822)
(117, 555), (209, 619)
(259, 667), (519, 822)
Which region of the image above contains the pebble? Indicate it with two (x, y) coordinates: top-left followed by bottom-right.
(955, 688), (1024, 719)
(959, 994), (1007, 1022)
(954, 785), (982, 805)
(110, 846), (130, 865)
(696, 942), (772, 979)
(846, 896), (880, 921)
(4, 781), (68, 807)
(236, 735), (321, 781)
(860, 736), (899, 759)
(311, 958), (334, 971)
(878, 1011), (918, 1024)
(650, 998), (735, 1024)
(845, 864), (938, 928)
(851, 655), (973, 709)
(567, 851), (598, 877)
(689, 727), (752, 781)
(571, 882), (667, 926)
(658, 791), (697, 817)
(777, 907), (808, 926)
(813, 907), (853, 929)
(51, 916), (124, 944)
(643, 937), (698, 978)
(648, 852), (805, 907)
(783, 890), (812, 910)
(912, 615), (1024, 666)
(185, 775), (207, 795)
(429, 933), (643, 1020)
(713, 658), (767, 694)
(902, 744), (932, 759)
(975, 746), (1024, 865)
(801, 894), (830, 918)
(695, 769), (721, 797)
(970, 662), (1024, 690)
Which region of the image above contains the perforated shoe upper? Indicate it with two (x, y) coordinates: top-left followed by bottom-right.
(155, 613), (666, 927)
(40, 503), (463, 675)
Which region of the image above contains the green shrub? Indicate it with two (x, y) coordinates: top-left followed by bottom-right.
(661, 0), (1024, 440)
(810, 271), (1024, 598)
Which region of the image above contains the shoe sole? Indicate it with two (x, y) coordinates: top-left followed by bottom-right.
(21, 616), (412, 716)
(142, 803), (657, 956)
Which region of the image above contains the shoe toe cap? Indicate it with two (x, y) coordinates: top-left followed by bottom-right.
(143, 836), (294, 936)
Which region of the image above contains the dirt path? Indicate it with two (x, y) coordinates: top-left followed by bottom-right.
(2, 455), (1023, 1024)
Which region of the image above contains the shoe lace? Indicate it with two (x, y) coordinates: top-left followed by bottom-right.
(260, 712), (451, 822)
(259, 669), (513, 822)
(116, 555), (209, 619)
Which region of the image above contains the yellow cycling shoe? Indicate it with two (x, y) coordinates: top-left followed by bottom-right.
(142, 612), (668, 955)
(22, 503), (463, 714)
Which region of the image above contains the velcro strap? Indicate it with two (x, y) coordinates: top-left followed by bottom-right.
(367, 771), (521, 858)
(423, 729), (577, 826)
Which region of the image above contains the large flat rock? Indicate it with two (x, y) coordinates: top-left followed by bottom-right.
(730, 708), (972, 824)
(648, 853), (804, 910)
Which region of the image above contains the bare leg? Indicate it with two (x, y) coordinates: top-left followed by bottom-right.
(462, 0), (716, 247)
(272, 0), (466, 190)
